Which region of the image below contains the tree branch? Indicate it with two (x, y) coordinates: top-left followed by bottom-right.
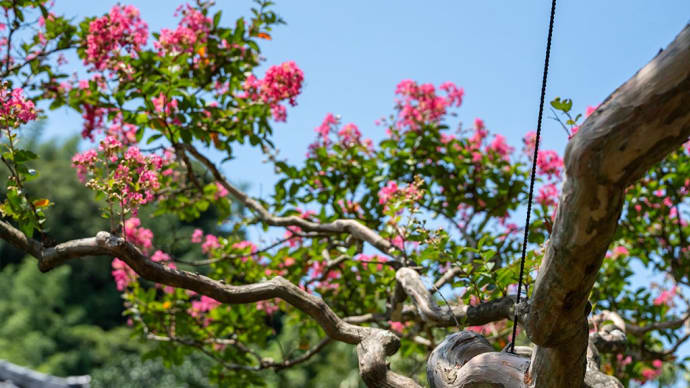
(0, 220), (416, 387)
(527, 23), (690, 386)
(182, 143), (398, 260)
(396, 268), (516, 327)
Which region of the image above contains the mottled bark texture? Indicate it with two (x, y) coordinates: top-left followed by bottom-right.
(527, 23), (690, 387)
(0, 22), (688, 388)
(426, 23), (690, 388)
(396, 268), (516, 327)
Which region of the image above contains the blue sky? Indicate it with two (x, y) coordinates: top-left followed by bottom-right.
(45, 1), (690, 383)
(48, 1), (690, 188)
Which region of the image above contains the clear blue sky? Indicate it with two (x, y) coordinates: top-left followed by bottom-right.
(47, 1), (690, 191)
(45, 1), (690, 383)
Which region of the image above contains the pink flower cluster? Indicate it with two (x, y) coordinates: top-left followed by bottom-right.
(283, 210), (316, 247)
(81, 106), (138, 143)
(307, 113), (373, 155)
(151, 92), (179, 115)
(356, 253), (389, 271)
(377, 181), (423, 207)
(653, 285), (678, 307)
(85, 5), (148, 71)
(388, 321), (410, 333)
(71, 149), (98, 182)
(242, 61), (304, 122)
(0, 86), (37, 128)
(394, 80), (464, 131)
(256, 300), (279, 315)
(378, 181), (399, 205)
(523, 130), (565, 210)
(536, 150), (564, 179)
(638, 360), (664, 383)
(72, 139), (170, 215)
(464, 118), (489, 163)
(155, 4), (211, 54)
(124, 217), (154, 253)
(337, 123), (362, 146)
(191, 229), (221, 254)
(536, 183), (559, 207)
(111, 258), (137, 291)
(522, 131), (537, 157)
(122, 146), (163, 210)
(189, 295), (221, 319)
(485, 134), (513, 161)
(315, 113), (338, 142)
(214, 181), (229, 199)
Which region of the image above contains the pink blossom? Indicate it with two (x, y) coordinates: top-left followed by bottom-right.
(394, 80), (462, 130)
(440, 82), (464, 107)
(523, 131), (537, 156)
(80, 104), (109, 140)
(124, 217), (154, 253)
(71, 149), (99, 182)
(536, 183), (559, 207)
(284, 226), (304, 247)
(612, 246), (629, 258)
(242, 61), (304, 122)
(201, 234), (220, 253)
(378, 181), (399, 205)
(232, 240), (257, 253)
(261, 61), (304, 106)
(391, 235), (404, 250)
(190, 295), (221, 318)
(440, 133), (456, 144)
(191, 228), (203, 243)
(653, 285), (678, 307)
(214, 181), (229, 199)
(337, 123), (361, 145)
(111, 258), (137, 291)
(151, 92), (178, 115)
(151, 250), (171, 263)
(231, 240), (257, 261)
(256, 300), (279, 315)
(389, 321), (405, 332)
(585, 104), (600, 117)
(316, 113), (337, 139)
(616, 354), (632, 367)
(155, 4), (211, 54)
(84, 5), (148, 71)
(486, 134), (513, 160)
(0, 87), (37, 127)
(536, 150), (563, 179)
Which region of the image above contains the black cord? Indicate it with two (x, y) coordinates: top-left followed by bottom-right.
(509, 0), (557, 354)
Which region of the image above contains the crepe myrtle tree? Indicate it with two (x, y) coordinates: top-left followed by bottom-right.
(0, 1), (688, 386)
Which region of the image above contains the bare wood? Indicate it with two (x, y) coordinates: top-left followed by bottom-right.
(0, 221), (415, 387)
(527, 24), (690, 386)
(396, 267), (516, 327)
(454, 352), (529, 388)
(426, 331), (493, 388)
(183, 143), (399, 260)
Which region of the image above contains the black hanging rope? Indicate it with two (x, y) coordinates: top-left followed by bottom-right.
(509, 0), (557, 354)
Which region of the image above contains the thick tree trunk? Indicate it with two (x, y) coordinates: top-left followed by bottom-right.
(427, 23), (690, 388)
(526, 22), (690, 386)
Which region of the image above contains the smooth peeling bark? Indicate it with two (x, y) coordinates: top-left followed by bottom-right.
(396, 268), (516, 327)
(526, 23), (690, 386)
(426, 331), (493, 388)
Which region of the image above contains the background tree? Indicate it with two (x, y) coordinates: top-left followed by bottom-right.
(0, 1), (688, 386)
